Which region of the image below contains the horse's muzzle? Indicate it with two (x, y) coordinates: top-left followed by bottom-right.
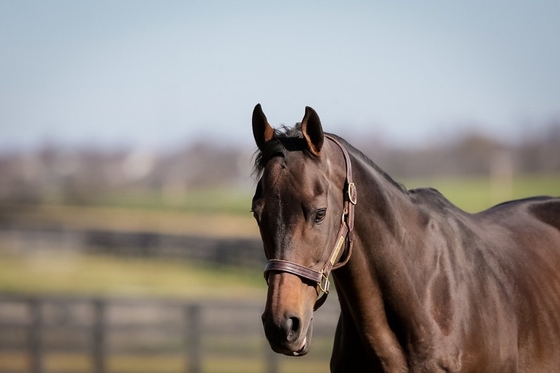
(261, 311), (313, 356)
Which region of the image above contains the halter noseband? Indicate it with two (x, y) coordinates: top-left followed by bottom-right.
(263, 135), (357, 310)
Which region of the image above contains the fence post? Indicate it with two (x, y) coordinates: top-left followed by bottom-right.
(92, 299), (106, 373)
(265, 344), (279, 373)
(29, 298), (43, 373)
(185, 304), (202, 373)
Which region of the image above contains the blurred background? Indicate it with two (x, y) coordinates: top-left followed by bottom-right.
(1, 1), (559, 372)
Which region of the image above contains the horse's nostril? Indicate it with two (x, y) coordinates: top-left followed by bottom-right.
(285, 316), (301, 341)
(262, 312), (304, 346)
(289, 316), (300, 332)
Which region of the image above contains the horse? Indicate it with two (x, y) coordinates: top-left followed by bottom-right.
(251, 104), (560, 372)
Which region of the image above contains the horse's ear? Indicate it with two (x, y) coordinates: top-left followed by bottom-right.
(252, 103), (275, 150)
(301, 106), (324, 156)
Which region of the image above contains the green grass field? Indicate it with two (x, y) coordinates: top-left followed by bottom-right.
(0, 253), (265, 300)
(0, 351), (332, 373)
(86, 173), (560, 215)
(95, 188), (255, 216)
(404, 173), (560, 213)
(3, 174), (558, 237)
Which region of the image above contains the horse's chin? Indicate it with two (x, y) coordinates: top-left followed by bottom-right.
(273, 336), (310, 357)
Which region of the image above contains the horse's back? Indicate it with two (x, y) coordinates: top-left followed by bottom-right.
(478, 196), (560, 259)
(526, 196), (560, 232)
(477, 196), (560, 372)
(478, 195), (560, 236)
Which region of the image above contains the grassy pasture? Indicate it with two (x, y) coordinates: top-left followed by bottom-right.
(0, 254), (264, 300)
(94, 188), (255, 216)
(404, 173), (560, 213)
(0, 351), (331, 373)
(2, 174), (558, 236)
(93, 173), (560, 215)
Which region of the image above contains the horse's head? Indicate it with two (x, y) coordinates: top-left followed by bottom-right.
(251, 104), (355, 356)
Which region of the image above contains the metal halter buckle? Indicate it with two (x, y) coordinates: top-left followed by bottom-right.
(319, 272), (330, 295)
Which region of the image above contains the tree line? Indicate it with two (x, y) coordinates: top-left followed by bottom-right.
(1, 124), (558, 205)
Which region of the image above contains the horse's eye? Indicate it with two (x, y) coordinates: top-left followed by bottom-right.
(250, 207), (259, 222)
(315, 208), (327, 223)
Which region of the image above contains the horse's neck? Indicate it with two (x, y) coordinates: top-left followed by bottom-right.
(333, 154), (440, 363)
(350, 153), (419, 250)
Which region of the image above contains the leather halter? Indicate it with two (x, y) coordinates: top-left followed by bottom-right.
(263, 135), (357, 310)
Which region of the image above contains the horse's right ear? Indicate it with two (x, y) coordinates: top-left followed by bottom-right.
(252, 104), (275, 150)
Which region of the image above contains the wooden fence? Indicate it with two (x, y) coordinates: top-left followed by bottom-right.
(0, 227), (265, 269)
(0, 294), (339, 373)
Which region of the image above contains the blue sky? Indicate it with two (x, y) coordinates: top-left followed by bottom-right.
(1, 1), (559, 151)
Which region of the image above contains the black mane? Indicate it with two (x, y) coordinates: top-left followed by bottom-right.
(327, 134), (408, 194)
(253, 125), (408, 194)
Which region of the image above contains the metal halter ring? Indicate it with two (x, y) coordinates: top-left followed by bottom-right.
(348, 182), (357, 205)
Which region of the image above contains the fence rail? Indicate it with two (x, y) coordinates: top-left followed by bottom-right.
(0, 294), (339, 373)
(0, 226), (265, 269)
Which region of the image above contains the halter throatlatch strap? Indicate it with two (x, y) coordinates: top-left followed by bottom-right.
(263, 134), (357, 311)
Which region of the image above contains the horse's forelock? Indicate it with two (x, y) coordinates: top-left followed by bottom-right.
(252, 124), (307, 178)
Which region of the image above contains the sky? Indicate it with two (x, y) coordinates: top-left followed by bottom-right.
(1, 1), (559, 151)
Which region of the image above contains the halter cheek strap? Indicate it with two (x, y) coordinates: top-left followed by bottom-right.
(263, 135), (357, 311)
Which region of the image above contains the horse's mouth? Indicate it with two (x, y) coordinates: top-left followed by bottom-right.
(272, 334), (309, 357)
(283, 321), (313, 356)
(291, 336), (308, 356)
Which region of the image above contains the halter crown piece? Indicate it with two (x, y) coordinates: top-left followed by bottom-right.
(263, 135), (357, 310)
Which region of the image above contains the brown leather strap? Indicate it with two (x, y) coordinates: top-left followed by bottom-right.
(263, 134), (356, 311)
(324, 134), (356, 272)
(265, 259), (323, 284)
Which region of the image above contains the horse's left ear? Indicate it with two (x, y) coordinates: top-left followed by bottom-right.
(252, 104), (275, 150)
(301, 106), (324, 156)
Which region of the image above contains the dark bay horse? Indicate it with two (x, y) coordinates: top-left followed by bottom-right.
(251, 104), (560, 372)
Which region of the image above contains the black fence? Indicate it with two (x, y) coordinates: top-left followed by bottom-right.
(0, 294), (339, 373)
(0, 227), (265, 269)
